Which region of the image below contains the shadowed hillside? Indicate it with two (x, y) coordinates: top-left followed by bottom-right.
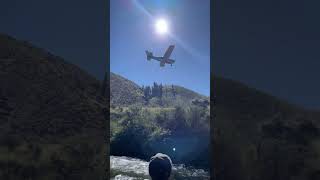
(0, 33), (107, 180)
(213, 77), (320, 180)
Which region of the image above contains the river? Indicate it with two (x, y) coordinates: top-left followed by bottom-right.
(110, 156), (210, 180)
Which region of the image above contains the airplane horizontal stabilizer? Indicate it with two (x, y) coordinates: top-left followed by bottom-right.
(145, 51), (152, 61)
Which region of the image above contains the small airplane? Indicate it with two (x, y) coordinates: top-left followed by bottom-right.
(145, 45), (175, 67)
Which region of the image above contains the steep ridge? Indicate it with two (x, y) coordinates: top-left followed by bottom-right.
(110, 72), (144, 106)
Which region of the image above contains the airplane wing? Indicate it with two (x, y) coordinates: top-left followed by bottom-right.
(163, 45), (175, 61)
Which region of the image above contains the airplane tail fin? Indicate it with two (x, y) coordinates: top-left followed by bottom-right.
(145, 51), (152, 60)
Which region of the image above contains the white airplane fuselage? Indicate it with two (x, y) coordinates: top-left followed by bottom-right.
(150, 56), (175, 64)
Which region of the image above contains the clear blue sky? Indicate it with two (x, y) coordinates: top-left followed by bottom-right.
(111, 0), (210, 96)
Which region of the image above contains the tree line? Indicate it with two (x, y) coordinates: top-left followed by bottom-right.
(141, 83), (177, 101)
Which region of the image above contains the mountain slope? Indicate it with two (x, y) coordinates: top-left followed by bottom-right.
(0, 33), (107, 180)
(213, 76), (320, 180)
(110, 72), (144, 106)
(0, 33), (106, 138)
(110, 72), (207, 107)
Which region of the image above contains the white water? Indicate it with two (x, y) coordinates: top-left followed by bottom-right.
(110, 156), (210, 180)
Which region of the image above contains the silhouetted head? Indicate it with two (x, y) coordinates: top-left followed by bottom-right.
(148, 153), (172, 180)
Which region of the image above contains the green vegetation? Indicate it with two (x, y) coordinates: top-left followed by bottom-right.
(110, 72), (210, 169)
(110, 104), (210, 167)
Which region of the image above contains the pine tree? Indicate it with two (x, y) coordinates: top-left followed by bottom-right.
(144, 86), (151, 100)
(171, 85), (176, 97)
(159, 84), (163, 98)
(152, 82), (159, 97)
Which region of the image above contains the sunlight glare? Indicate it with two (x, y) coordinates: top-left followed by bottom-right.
(155, 18), (169, 35)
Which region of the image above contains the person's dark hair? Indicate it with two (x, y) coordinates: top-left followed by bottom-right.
(148, 153), (172, 180)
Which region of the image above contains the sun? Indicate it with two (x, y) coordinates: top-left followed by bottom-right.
(155, 18), (169, 35)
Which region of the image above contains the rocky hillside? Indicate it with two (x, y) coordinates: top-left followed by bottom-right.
(110, 72), (144, 106)
(0, 33), (107, 180)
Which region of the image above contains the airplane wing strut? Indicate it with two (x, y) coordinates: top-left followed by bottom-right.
(160, 61), (165, 67)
